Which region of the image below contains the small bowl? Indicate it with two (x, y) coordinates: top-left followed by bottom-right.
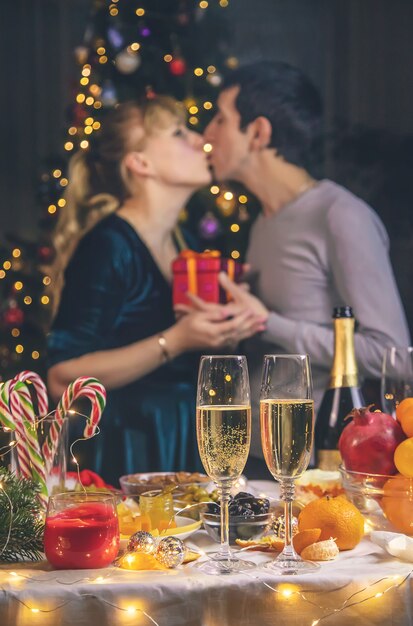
(200, 511), (271, 545)
(119, 471), (210, 497)
(339, 466), (413, 535)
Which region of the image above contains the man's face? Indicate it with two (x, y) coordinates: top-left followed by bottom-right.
(204, 86), (252, 182)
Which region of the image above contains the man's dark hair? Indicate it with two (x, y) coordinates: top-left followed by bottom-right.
(223, 61), (323, 169)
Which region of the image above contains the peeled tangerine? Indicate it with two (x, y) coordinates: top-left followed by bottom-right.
(301, 539), (339, 561)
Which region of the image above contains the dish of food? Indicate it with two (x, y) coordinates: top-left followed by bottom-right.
(119, 515), (202, 550)
(119, 471), (210, 496)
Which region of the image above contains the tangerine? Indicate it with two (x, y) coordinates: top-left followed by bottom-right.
(292, 528), (322, 555)
(298, 495), (364, 550)
(394, 438), (413, 477)
(395, 397), (413, 437)
(381, 474), (413, 535)
(300, 538), (339, 561)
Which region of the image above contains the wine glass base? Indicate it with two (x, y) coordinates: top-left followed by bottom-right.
(264, 557), (320, 575)
(194, 553), (256, 575)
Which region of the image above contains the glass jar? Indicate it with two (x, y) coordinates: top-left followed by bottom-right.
(139, 489), (175, 531)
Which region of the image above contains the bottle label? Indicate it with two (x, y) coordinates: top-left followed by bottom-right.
(317, 450), (342, 471)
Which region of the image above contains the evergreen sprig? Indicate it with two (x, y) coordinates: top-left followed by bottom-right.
(0, 467), (45, 563)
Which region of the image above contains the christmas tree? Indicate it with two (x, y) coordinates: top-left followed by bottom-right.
(0, 0), (257, 380)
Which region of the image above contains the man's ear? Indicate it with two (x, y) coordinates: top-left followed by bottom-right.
(123, 151), (154, 177)
(249, 116), (272, 151)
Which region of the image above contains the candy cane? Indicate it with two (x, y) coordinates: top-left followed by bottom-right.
(12, 370), (49, 417)
(7, 379), (48, 507)
(0, 380), (32, 480)
(43, 376), (106, 470)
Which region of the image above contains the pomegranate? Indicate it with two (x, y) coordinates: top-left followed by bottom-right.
(338, 406), (406, 475)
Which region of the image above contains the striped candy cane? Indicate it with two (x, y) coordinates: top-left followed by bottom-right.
(12, 370), (49, 418)
(43, 377), (106, 470)
(8, 379), (48, 507)
(0, 380), (32, 480)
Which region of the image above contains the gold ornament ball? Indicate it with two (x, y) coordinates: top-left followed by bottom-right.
(155, 536), (185, 568)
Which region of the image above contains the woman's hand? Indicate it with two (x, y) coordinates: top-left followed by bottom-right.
(166, 306), (266, 355)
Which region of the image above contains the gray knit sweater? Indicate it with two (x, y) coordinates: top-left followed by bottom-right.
(244, 179), (410, 459)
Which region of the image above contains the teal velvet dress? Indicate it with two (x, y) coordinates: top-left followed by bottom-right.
(47, 214), (203, 485)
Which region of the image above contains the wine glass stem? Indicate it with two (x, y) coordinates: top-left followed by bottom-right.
(218, 483), (232, 562)
(281, 479), (298, 559)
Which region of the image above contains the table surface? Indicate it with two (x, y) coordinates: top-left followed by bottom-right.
(1, 481), (412, 626)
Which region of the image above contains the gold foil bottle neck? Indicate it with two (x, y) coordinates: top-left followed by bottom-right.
(329, 317), (359, 388)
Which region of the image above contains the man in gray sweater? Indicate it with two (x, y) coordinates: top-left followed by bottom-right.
(203, 61), (410, 472)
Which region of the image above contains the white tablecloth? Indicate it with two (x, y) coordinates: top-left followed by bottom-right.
(1, 482), (412, 626)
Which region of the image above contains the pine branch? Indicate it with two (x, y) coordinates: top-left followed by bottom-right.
(0, 467), (45, 563)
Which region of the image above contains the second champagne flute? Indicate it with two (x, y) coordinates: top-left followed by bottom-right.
(196, 355), (255, 574)
(260, 354), (319, 574)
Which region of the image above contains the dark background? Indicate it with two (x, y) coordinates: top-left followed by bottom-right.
(2, 0), (413, 333)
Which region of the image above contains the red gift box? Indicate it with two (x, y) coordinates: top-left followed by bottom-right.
(172, 250), (242, 306)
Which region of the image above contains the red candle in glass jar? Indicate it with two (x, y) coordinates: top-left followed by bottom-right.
(44, 493), (120, 569)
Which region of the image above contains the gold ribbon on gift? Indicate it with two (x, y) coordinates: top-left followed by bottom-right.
(179, 250), (221, 295)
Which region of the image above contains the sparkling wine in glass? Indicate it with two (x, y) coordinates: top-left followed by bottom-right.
(260, 354), (319, 574)
(196, 355), (255, 574)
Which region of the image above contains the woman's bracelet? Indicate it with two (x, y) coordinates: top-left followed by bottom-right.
(157, 333), (170, 363)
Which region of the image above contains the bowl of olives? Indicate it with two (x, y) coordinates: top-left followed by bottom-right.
(200, 492), (272, 545)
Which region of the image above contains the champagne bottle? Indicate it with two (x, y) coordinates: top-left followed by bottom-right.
(315, 306), (365, 470)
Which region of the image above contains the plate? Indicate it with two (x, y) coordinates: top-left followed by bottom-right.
(119, 515), (202, 550)
(119, 471), (210, 496)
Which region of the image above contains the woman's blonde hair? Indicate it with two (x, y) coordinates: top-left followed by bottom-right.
(48, 96), (185, 316)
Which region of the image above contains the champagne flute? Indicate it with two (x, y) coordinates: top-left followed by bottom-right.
(381, 346), (413, 416)
(196, 355), (255, 574)
(260, 354), (319, 574)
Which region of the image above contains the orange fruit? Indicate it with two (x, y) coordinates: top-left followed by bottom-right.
(396, 397), (413, 436)
(298, 495), (364, 550)
(292, 528), (322, 555)
(300, 539), (339, 561)
(381, 474), (413, 535)
(394, 438), (413, 477)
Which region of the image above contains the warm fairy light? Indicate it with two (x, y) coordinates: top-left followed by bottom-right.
(136, 8), (145, 16)
(23, 297), (32, 305)
(203, 143), (212, 153)
(226, 56), (239, 68)
(80, 140), (89, 149)
(189, 116), (198, 125)
(84, 127), (93, 135)
(97, 47), (106, 55)
(375, 592), (383, 598)
(209, 389), (216, 397)
(194, 68), (204, 76)
(85, 96), (95, 105)
(0, 270), (5, 279)
(164, 54), (172, 62)
(80, 77), (89, 86)
(48, 204), (57, 214)
(312, 621), (320, 626)
(14, 281), (23, 291)
(126, 606), (137, 614)
(239, 194), (248, 203)
(231, 250), (240, 259)
(3, 261), (11, 270)
(8, 440), (16, 447)
(53, 169), (62, 178)
(76, 94), (86, 103)
(199, 1), (208, 8)
(203, 101), (213, 109)
(98, 56), (108, 64)
(32, 351), (40, 360)
(15, 345), (24, 354)
(43, 276), (52, 285)
(189, 105), (198, 114)
(220, 0), (229, 6)
(109, 7), (118, 16)
(82, 68), (91, 77)
(231, 224), (240, 233)
(11, 328), (20, 337)
(85, 117), (94, 125)
(12, 249), (21, 258)
(130, 42), (141, 52)
(90, 84), (101, 96)
(224, 191), (234, 200)
(210, 185), (220, 194)
(225, 374), (232, 382)
(60, 178), (68, 187)
(41, 296), (50, 305)
(64, 142), (74, 151)
(58, 198), (66, 207)
(68, 127), (77, 135)
(207, 65), (216, 73)
(92, 121), (101, 130)
(94, 101), (102, 109)
(31, 608), (40, 614)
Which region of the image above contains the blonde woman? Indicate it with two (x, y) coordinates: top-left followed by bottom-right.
(47, 97), (265, 484)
